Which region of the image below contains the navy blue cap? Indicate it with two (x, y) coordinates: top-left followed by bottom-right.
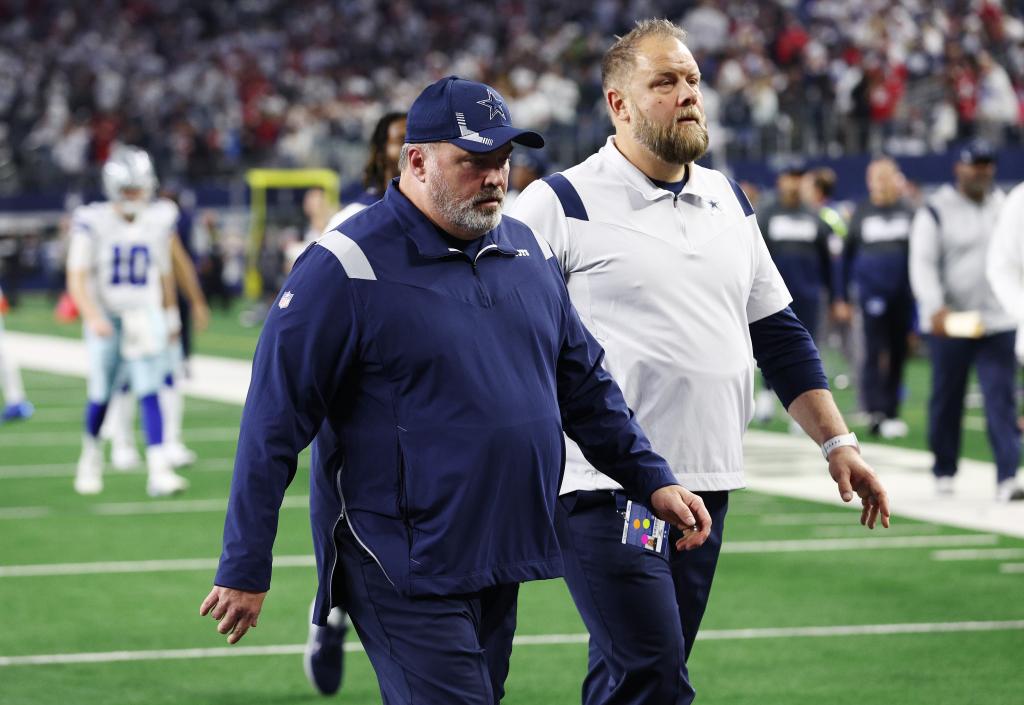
(959, 139), (997, 164)
(405, 76), (545, 153)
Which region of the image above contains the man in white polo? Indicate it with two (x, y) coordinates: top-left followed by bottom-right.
(510, 19), (890, 705)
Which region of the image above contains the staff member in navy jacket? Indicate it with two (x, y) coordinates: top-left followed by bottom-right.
(842, 157), (916, 439)
(199, 76), (711, 705)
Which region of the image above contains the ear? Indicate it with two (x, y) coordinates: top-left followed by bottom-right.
(606, 87), (631, 124)
(408, 146), (430, 183)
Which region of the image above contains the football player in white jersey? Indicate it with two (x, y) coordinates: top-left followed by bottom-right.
(66, 146), (189, 497)
(0, 284), (33, 423)
(104, 204), (210, 472)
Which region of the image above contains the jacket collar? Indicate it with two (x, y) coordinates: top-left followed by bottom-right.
(599, 136), (717, 208)
(383, 179), (519, 259)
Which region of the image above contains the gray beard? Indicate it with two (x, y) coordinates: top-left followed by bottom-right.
(632, 108), (709, 165)
(429, 175), (504, 237)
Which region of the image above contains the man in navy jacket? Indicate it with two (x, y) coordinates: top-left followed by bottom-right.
(199, 76), (711, 705)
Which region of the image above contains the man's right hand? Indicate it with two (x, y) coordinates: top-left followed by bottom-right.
(200, 585), (267, 644)
(930, 307), (949, 336)
(650, 485), (712, 551)
(86, 316), (113, 337)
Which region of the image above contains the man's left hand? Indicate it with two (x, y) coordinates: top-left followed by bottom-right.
(650, 485), (712, 551)
(828, 447), (891, 529)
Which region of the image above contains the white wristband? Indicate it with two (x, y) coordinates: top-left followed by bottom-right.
(165, 306), (182, 336)
(821, 432), (858, 460)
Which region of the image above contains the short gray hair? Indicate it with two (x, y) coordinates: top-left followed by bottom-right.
(398, 142), (437, 172)
(601, 19), (689, 93)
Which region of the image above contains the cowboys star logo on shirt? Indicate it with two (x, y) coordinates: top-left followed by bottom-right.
(476, 89), (507, 122)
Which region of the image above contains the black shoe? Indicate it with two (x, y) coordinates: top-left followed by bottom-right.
(304, 602), (348, 695)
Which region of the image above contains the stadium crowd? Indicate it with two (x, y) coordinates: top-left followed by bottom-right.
(1, 0), (1022, 194)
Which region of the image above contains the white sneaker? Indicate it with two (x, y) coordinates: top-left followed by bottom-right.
(74, 438), (103, 495)
(111, 442), (142, 471)
(165, 442), (197, 468)
(145, 445), (189, 497)
(147, 470), (190, 497)
(996, 479), (1024, 503)
(878, 418), (909, 439)
(935, 476), (955, 496)
(754, 390), (776, 423)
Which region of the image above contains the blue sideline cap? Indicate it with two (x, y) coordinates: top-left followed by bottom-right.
(959, 139), (996, 164)
(405, 76), (545, 153)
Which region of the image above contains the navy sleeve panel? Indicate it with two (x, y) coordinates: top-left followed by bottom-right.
(214, 246), (360, 592)
(556, 298), (677, 502)
(749, 306), (829, 408)
(727, 177), (755, 217)
(541, 174), (589, 221)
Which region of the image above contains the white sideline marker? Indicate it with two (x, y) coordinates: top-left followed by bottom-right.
(3, 620), (1023, 667)
(932, 548), (1024, 561)
(0, 555), (315, 578)
(724, 534), (998, 553)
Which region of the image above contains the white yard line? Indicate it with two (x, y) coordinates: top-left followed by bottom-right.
(0, 555), (315, 578)
(1, 533), (1002, 579)
(0, 494), (306, 520)
(760, 513), (864, 525)
(810, 524), (943, 538)
(2, 620), (1022, 667)
(92, 495), (308, 515)
(0, 458), (235, 479)
(999, 563), (1024, 574)
(0, 426), (239, 446)
(724, 534), (998, 554)
(0, 506), (52, 520)
(931, 548), (1024, 561)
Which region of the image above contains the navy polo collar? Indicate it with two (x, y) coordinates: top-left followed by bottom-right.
(383, 179), (518, 259)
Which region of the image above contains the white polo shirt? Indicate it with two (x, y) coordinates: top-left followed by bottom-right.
(509, 137), (791, 493)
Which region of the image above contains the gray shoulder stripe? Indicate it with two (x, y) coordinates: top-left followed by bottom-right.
(316, 231), (377, 280)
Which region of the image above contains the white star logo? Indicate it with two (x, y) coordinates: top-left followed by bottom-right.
(476, 90), (506, 121)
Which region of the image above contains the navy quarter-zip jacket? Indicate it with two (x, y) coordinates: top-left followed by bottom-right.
(214, 183), (677, 623)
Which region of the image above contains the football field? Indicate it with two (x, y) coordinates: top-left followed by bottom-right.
(1, 297), (1022, 704)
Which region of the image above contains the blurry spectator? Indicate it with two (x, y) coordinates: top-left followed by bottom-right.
(909, 140), (1022, 502)
(843, 157), (915, 438)
(0, 0), (1020, 191)
(976, 50), (1018, 143)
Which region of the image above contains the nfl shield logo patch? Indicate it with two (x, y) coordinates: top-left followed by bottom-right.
(279, 291), (294, 309)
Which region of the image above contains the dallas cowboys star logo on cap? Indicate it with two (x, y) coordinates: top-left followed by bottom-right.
(476, 89), (506, 122)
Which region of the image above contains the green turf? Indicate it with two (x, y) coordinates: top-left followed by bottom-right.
(1, 306), (1022, 704)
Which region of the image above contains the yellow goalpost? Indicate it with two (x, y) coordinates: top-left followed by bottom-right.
(244, 168), (340, 299)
